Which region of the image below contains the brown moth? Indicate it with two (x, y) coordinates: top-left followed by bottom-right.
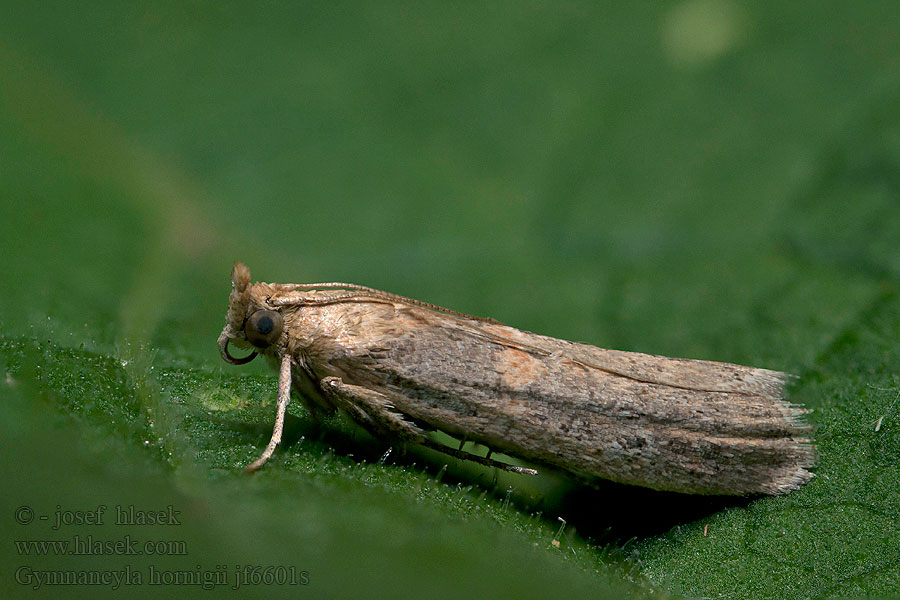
(218, 263), (815, 495)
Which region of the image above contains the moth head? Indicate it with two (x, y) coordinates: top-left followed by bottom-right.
(218, 262), (284, 365)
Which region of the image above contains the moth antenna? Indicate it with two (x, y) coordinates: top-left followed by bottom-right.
(275, 282), (502, 324)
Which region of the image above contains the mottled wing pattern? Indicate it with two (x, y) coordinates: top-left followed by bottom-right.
(276, 291), (814, 496)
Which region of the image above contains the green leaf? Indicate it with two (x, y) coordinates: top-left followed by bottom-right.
(1, 3), (898, 598)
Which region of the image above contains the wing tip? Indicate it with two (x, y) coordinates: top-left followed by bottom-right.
(763, 442), (817, 495)
(767, 375), (817, 495)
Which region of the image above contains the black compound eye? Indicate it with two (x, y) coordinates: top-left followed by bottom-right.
(244, 310), (283, 348)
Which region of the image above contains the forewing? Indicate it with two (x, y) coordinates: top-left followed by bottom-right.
(274, 289), (814, 495)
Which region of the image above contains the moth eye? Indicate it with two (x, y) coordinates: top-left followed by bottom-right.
(244, 310), (284, 348)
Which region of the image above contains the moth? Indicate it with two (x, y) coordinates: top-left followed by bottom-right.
(217, 263), (815, 495)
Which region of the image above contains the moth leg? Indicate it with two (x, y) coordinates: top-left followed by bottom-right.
(319, 376), (425, 442)
(418, 437), (538, 475)
(245, 353), (292, 472)
(318, 377), (537, 475)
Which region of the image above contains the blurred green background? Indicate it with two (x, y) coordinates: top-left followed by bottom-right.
(2, 2), (899, 598)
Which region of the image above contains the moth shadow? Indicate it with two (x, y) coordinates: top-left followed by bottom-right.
(549, 478), (753, 543)
(226, 410), (749, 543)
(235, 410), (405, 465)
(206, 410), (321, 452)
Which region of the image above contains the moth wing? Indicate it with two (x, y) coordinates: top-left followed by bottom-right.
(270, 287), (814, 495)
(369, 303), (815, 495)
